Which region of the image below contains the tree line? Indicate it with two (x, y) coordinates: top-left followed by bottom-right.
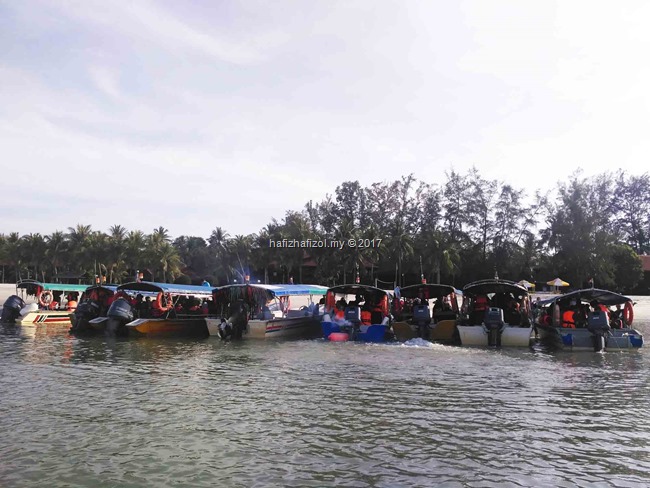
(1, 168), (648, 293)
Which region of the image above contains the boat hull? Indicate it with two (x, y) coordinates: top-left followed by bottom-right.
(321, 321), (390, 343)
(206, 316), (322, 340)
(17, 310), (73, 326)
(392, 319), (457, 343)
(125, 318), (208, 337)
(457, 325), (533, 347)
(537, 325), (643, 351)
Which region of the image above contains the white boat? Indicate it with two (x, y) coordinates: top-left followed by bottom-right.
(535, 288), (643, 352)
(457, 279), (534, 347)
(206, 284), (328, 340)
(1, 280), (88, 326)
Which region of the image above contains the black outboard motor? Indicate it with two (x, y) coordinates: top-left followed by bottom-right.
(412, 305), (432, 339)
(587, 311), (611, 352)
(1, 295), (26, 324)
(69, 300), (101, 334)
(228, 300), (249, 340)
(106, 298), (134, 336)
(484, 307), (505, 347)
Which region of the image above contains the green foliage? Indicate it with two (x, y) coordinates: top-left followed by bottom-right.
(174, 274), (192, 285)
(3, 169), (649, 291)
(610, 244), (643, 292)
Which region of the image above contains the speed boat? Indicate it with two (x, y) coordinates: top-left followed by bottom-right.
(457, 279), (534, 347)
(321, 284), (393, 343)
(535, 288), (642, 352)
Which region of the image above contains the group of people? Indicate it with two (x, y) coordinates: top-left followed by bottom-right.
(392, 296), (455, 323)
(39, 292), (80, 312)
(469, 292), (526, 326)
(545, 299), (626, 329)
(333, 294), (385, 325)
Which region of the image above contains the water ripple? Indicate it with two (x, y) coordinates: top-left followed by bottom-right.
(2, 304), (650, 487)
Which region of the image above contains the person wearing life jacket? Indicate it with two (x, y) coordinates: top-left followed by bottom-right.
(561, 308), (576, 328)
(334, 297), (347, 321)
(590, 300), (610, 323)
(474, 295), (489, 312)
(470, 294), (489, 325)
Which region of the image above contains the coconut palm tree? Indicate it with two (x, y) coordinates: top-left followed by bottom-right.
(209, 227), (231, 283)
(67, 224), (93, 274)
(21, 233), (47, 281)
(158, 241), (182, 282)
(107, 225), (128, 283)
(125, 230), (146, 281)
(45, 231), (67, 280)
(5, 232), (24, 282)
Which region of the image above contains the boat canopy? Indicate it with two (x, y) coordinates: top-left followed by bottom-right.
(327, 284), (389, 297)
(117, 281), (214, 296)
(463, 279), (529, 297)
(537, 288), (632, 307)
(83, 284), (118, 294)
(398, 283), (456, 299)
(213, 283), (327, 302)
(212, 284), (328, 313)
(17, 280), (89, 294)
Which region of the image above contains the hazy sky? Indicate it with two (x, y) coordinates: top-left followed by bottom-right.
(2, 1), (648, 238)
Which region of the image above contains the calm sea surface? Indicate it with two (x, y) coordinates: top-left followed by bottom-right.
(2, 297), (650, 487)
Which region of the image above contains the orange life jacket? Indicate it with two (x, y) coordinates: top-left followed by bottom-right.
(562, 310), (576, 328)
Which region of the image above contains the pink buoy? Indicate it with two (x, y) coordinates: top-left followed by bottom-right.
(329, 332), (349, 342)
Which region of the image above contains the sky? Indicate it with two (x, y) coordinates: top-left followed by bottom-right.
(2, 0), (649, 239)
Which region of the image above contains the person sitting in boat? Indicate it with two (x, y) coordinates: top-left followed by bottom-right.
(561, 302), (577, 328)
(350, 294), (363, 307)
(609, 304), (623, 329)
(538, 308), (552, 326)
(505, 297), (521, 325)
(260, 303), (273, 320)
(334, 297), (347, 321)
(590, 300), (609, 322)
(470, 294), (489, 325)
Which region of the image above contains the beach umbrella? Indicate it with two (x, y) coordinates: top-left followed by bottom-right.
(517, 280), (535, 289)
(546, 277), (569, 287)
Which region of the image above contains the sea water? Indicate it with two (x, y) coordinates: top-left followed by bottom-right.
(1, 297), (650, 487)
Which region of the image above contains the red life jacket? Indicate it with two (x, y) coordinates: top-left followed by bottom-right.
(474, 296), (488, 312)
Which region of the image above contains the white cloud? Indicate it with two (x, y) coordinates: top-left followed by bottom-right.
(2, 0), (650, 239)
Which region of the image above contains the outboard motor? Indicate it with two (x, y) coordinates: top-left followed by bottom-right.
(484, 307), (505, 347)
(412, 305), (431, 339)
(1, 295), (26, 324)
(105, 298), (134, 336)
(69, 300), (101, 334)
(228, 300), (249, 340)
(587, 311), (611, 352)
